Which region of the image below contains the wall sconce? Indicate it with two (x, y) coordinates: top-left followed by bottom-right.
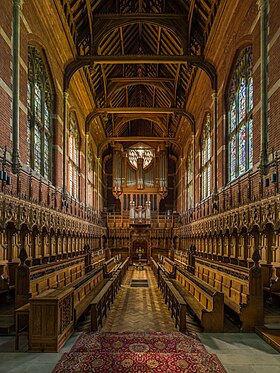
(0, 146), (11, 186)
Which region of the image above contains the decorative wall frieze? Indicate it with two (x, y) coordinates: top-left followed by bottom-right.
(174, 195), (280, 238)
(0, 193), (106, 237)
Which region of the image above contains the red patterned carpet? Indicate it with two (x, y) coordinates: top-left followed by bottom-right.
(52, 332), (226, 373)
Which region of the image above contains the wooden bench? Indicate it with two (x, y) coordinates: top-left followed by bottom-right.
(29, 287), (75, 352)
(158, 268), (186, 332)
(91, 259), (130, 331)
(103, 255), (121, 276)
(161, 256), (176, 277)
(115, 257), (130, 286)
(150, 257), (159, 278)
(15, 254), (87, 308)
(85, 250), (106, 272)
(174, 267), (224, 332)
(174, 251), (188, 268)
(15, 265), (105, 350)
(16, 257), (130, 351)
(65, 266), (106, 322)
(195, 257), (263, 332)
(92, 257), (106, 269)
(261, 266), (280, 305)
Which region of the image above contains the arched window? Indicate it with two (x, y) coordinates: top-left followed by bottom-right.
(68, 113), (80, 199)
(201, 113), (211, 200)
(87, 145), (94, 208)
(227, 46), (253, 182)
(186, 146), (193, 209)
(27, 46), (53, 179)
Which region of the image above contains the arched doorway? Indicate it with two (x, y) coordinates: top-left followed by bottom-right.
(132, 240), (148, 263)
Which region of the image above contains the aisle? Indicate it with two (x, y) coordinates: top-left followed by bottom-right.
(102, 266), (176, 332)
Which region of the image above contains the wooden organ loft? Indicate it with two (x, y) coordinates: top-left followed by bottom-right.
(110, 141), (169, 211)
(104, 137), (176, 263)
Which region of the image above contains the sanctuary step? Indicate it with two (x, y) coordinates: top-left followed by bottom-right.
(255, 327), (280, 353)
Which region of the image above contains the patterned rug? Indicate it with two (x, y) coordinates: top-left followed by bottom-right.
(52, 332), (226, 373)
(70, 332), (206, 353)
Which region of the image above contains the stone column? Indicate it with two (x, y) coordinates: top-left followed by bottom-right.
(84, 133), (88, 206)
(62, 91), (69, 196)
(212, 91), (218, 206)
(12, 0), (23, 172)
(258, 0), (269, 173)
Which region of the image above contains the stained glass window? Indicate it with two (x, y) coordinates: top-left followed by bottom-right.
(201, 114), (211, 200)
(186, 146), (193, 209)
(87, 145), (94, 208)
(68, 113), (80, 199)
(27, 46), (53, 179)
(227, 46), (253, 181)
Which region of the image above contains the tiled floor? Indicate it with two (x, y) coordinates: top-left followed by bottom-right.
(200, 333), (280, 373)
(102, 266), (176, 332)
(0, 266), (279, 373)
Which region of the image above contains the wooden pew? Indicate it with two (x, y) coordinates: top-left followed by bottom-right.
(175, 267), (224, 332)
(91, 258), (130, 331)
(161, 256), (176, 277)
(157, 267), (186, 332)
(15, 254), (87, 308)
(150, 257), (159, 278)
(174, 251), (188, 268)
(85, 249), (106, 272)
(92, 256), (106, 269)
(115, 257), (130, 286)
(261, 266), (280, 305)
(174, 246), (196, 273)
(66, 266), (105, 322)
(15, 265), (105, 351)
(195, 257), (263, 332)
(29, 287), (75, 352)
(103, 255), (121, 276)
(16, 257), (130, 352)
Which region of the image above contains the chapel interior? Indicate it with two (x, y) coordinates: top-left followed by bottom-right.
(1, 0), (280, 372)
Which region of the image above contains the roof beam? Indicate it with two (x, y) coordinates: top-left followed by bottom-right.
(187, 0), (196, 54)
(154, 26), (162, 107)
(93, 13), (187, 20)
(98, 136), (182, 157)
(64, 55), (217, 91)
(66, 54), (211, 65)
(85, 107), (195, 134)
(95, 107), (185, 115)
(85, 0), (94, 53)
(174, 64), (181, 105)
(107, 80), (174, 105)
(92, 14), (188, 54)
(114, 116), (166, 136)
(108, 77), (174, 83)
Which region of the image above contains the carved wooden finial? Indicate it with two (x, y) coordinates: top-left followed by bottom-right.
(252, 249), (261, 266)
(18, 247), (28, 265)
